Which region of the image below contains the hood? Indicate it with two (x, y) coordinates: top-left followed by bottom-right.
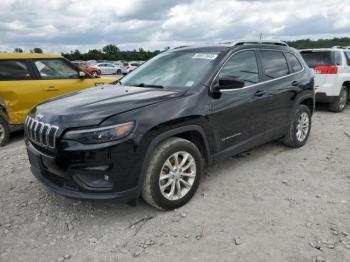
(30, 84), (186, 128)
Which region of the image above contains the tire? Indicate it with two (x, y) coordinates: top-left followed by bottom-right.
(329, 86), (348, 112)
(283, 105), (311, 148)
(142, 137), (203, 210)
(0, 115), (10, 147)
(117, 69), (122, 75)
(91, 71), (98, 77)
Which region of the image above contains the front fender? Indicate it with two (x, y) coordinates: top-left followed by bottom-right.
(137, 124), (212, 190)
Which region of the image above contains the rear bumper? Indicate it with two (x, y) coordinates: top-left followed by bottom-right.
(315, 93), (337, 104)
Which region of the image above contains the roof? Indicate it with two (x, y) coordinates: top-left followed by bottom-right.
(300, 48), (348, 52)
(0, 53), (62, 59)
(172, 40), (292, 53)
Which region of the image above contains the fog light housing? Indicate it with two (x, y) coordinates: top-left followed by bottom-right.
(73, 173), (113, 191)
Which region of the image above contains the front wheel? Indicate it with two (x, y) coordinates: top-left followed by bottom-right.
(0, 115), (10, 147)
(142, 137), (203, 210)
(329, 87), (348, 112)
(116, 69), (122, 75)
(283, 105), (311, 148)
(91, 71), (98, 77)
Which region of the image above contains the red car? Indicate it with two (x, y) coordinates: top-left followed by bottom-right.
(72, 61), (101, 77)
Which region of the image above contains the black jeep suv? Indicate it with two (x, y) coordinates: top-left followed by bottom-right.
(25, 41), (314, 210)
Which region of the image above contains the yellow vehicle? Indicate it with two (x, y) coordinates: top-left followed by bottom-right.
(0, 53), (116, 146)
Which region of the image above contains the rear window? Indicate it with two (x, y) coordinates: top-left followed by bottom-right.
(0, 60), (32, 80)
(260, 50), (289, 79)
(300, 51), (333, 68)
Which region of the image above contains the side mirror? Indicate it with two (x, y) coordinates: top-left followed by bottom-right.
(217, 76), (245, 90)
(79, 71), (86, 78)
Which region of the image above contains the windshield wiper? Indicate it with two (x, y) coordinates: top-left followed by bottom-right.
(136, 83), (164, 89)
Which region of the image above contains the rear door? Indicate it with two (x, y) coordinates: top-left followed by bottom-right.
(257, 50), (299, 135)
(32, 58), (96, 101)
(0, 59), (43, 124)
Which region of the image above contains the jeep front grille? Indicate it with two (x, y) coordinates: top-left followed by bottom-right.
(25, 116), (59, 148)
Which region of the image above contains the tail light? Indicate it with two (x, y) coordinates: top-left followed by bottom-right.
(313, 65), (338, 74)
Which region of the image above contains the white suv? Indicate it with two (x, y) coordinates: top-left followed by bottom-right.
(300, 47), (350, 112)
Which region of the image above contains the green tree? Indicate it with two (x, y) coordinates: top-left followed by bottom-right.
(33, 48), (43, 53)
(14, 48), (23, 53)
(102, 44), (119, 54)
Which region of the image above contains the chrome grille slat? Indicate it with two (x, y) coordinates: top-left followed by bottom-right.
(39, 123), (45, 145)
(33, 120), (38, 141)
(24, 116), (58, 149)
(46, 126), (51, 147)
(29, 118), (35, 139)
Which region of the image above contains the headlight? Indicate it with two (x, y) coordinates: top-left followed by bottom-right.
(63, 122), (134, 144)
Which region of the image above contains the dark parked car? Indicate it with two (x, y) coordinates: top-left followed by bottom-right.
(25, 41), (314, 210)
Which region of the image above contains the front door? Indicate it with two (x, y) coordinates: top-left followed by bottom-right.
(209, 50), (267, 155)
(32, 58), (96, 101)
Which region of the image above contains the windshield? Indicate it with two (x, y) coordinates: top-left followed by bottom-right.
(120, 51), (221, 89)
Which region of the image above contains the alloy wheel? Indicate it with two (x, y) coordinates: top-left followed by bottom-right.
(159, 151), (197, 201)
(296, 112), (310, 142)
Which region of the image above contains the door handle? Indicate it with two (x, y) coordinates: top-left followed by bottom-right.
(254, 90), (265, 97)
(45, 86), (58, 91)
(291, 80), (300, 86)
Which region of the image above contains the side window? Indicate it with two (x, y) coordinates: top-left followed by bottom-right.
(0, 60), (32, 80)
(334, 51), (342, 66)
(34, 59), (79, 79)
(260, 50), (289, 79)
(344, 51), (350, 66)
(218, 50), (259, 87)
(285, 52), (303, 73)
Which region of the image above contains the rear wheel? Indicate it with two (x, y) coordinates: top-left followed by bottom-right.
(283, 105), (311, 148)
(329, 86), (348, 112)
(117, 69), (122, 75)
(142, 137), (203, 210)
(0, 115), (10, 147)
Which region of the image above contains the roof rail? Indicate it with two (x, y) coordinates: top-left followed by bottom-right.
(331, 46), (350, 49)
(233, 40), (289, 47)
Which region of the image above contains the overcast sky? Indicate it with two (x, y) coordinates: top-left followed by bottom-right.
(1, 0), (350, 53)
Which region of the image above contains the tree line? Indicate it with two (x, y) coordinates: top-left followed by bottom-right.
(7, 37), (350, 61)
(286, 37), (350, 49)
(61, 45), (164, 61)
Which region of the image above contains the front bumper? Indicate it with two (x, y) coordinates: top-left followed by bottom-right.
(31, 165), (139, 201)
(26, 139), (141, 201)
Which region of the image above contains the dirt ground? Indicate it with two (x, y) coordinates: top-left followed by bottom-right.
(1, 106), (350, 262)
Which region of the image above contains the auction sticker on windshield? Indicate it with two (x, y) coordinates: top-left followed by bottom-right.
(192, 53), (218, 60)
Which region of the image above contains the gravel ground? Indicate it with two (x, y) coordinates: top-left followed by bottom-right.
(1, 107), (350, 262)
